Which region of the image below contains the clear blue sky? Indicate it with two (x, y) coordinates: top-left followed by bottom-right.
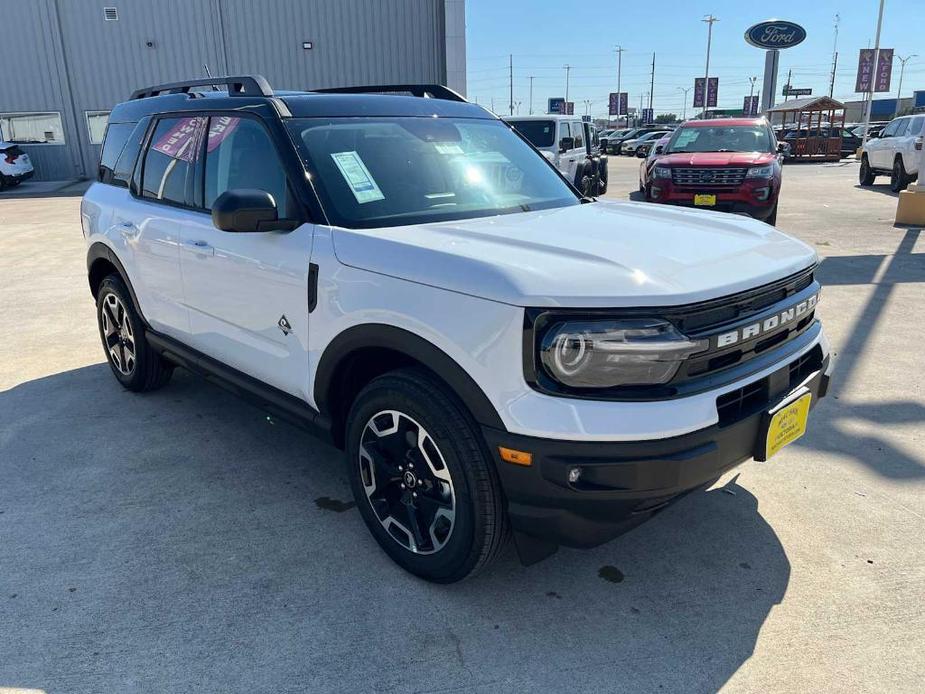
(465, 0), (925, 118)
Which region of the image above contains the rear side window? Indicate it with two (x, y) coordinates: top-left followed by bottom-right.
(203, 116), (289, 216)
(141, 116), (203, 205)
(111, 118), (150, 188)
(911, 116), (925, 136)
(98, 122), (135, 183)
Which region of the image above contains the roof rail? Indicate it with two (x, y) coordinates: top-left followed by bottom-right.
(129, 75), (273, 101)
(311, 84), (467, 103)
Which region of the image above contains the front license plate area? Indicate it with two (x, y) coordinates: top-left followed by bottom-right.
(694, 194), (716, 206)
(755, 389), (812, 461)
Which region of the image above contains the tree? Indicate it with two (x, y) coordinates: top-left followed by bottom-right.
(655, 113), (677, 124)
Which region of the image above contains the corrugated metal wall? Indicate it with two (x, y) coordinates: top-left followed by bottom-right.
(0, 0), (459, 181)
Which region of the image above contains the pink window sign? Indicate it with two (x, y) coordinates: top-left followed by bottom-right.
(206, 116), (240, 152)
(151, 117), (203, 162)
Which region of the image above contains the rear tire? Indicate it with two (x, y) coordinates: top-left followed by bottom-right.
(345, 368), (508, 583)
(96, 275), (173, 392)
(859, 155), (876, 186)
(891, 156), (909, 192)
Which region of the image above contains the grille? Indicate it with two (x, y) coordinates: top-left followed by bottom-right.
(671, 167), (747, 186)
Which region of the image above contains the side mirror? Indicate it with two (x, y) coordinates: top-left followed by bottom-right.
(212, 189), (294, 232)
(654, 145), (664, 154)
(559, 136), (575, 153)
(777, 142), (786, 153)
(870, 131), (881, 139)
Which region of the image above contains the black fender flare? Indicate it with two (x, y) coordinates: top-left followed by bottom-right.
(86, 242), (147, 323)
(313, 323), (506, 431)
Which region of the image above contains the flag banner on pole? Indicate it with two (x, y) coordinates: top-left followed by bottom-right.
(856, 49), (875, 92)
(693, 78), (705, 108)
(707, 78), (719, 108)
(875, 49), (894, 92)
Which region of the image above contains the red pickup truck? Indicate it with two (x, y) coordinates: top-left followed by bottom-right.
(643, 118), (784, 225)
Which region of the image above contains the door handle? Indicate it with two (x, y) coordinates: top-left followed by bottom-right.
(182, 239), (214, 256)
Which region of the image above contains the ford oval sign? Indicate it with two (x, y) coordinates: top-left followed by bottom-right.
(745, 20), (806, 50)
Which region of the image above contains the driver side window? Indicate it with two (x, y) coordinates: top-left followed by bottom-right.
(203, 116), (289, 216)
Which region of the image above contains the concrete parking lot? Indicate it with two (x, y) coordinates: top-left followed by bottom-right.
(1, 158), (923, 693)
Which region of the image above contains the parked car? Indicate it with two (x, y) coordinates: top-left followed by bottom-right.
(606, 127), (665, 154)
(505, 115), (606, 195)
(82, 76), (831, 582)
(645, 117), (784, 225)
(0, 141), (34, 190)
(638, 133), (672, 191)
(851, 122), (888, 140)
(634, 131), (672, 158)
(859, 113), (924, 191)
(599, 128), (626, 151)
(622, 130), (671, 156)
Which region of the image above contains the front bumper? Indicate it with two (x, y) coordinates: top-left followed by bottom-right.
(2, 170), (33, 183)
(483, 353), (829, 554)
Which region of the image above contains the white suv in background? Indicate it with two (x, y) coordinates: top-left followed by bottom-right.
(0, 140), (34, 190)
(859, 113), (924, 192)
(82, 76), (832, 583)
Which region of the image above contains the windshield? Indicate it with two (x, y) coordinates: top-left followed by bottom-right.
(288, 117), (579, 229)
(666, 124), (773, 153)
(506, 119), (556, 148)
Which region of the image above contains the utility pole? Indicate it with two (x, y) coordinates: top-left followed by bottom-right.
(677, 86), (691, 120)
(508, 54), (513, 116)
(564, 64), (571, 107)
(528, 76), (535, 115)
(648, 52), (655, 112)
(896, 54), (918, 115)
(747, 76), (757, 115)
(829, 13), (840, 97)
(614, 46), (626, 122)
(861, 0), (885, 147)
(783, 68), (792, 101)
(702, 14), (718, 118)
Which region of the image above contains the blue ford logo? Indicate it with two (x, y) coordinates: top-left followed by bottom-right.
(744, 20), (806, 50)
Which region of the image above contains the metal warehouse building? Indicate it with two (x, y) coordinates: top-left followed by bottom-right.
(0, 0), (466, 181)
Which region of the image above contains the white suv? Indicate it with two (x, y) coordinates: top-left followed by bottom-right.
(82, 76), (833, 582)
(0, 140), (34, 190)
(859, 113), (924, 191)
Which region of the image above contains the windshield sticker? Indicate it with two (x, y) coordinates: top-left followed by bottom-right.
(434, 143), (464, 155)
(330, 151), (385, 204)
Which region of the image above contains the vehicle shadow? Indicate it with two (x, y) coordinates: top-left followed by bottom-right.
(852, 183), (900, 198)
(799, 227), (925, 479)
(0, 363), (789, 693)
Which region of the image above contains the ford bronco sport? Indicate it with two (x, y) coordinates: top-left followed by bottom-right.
(82, 76), (832, 582)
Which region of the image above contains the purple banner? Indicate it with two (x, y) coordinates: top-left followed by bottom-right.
(707, 78), (719, 108)
(693, 78), (705, 108)
(875, 49), (894, 92)
(856, 49), (875, 92)
(742, 95), (759, 116)
(608, 92), (628, 116)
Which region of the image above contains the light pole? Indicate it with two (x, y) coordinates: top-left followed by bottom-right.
(748, 76), (758, 115)
(896, 54), (918, 115)
(677, 86), (691, 121)
(614, 46), (626, 123)
(528, 75), (535, 114)
(564, 64), (571, 107)
(702, 14), (719, 118)
(861, 0), (886, 147)
(514, 100), (522, 115)
(583, 99), (593, 117)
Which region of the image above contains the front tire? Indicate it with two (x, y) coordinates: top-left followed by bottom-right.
(859, 155), (876, 186)
(345, 368), (508, 583)
(96, 275), (173, 392)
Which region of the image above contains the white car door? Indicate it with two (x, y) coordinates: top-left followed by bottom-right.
(869, 119), (899, 169)
(557, 121), (579, 181)
(177, 115), (313, 399)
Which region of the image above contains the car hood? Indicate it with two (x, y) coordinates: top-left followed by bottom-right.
(331, 201), (816, 308)
(659, 151), (776, 166)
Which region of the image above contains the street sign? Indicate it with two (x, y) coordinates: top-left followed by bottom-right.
(608, 92), (628, 116)
(782, 86), (812, 97)
(744, 20), (806, 50)
(742, 95), (759, 116)
(856, 49), (894, 93)
(548, 97), (565, 114)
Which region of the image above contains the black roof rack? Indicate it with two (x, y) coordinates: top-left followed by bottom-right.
(311, 84), (467, 103)
(130, 75), (273, 101)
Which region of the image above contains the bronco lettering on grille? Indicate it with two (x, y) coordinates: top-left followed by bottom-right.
(716, 294), (818, 348)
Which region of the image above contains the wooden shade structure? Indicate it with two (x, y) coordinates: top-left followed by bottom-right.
(767, 96), (846, 161)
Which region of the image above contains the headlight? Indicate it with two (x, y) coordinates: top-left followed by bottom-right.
(652, 165), (672, 179)
(539, 319), (708, 388)
(746, 164), (774, 178)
